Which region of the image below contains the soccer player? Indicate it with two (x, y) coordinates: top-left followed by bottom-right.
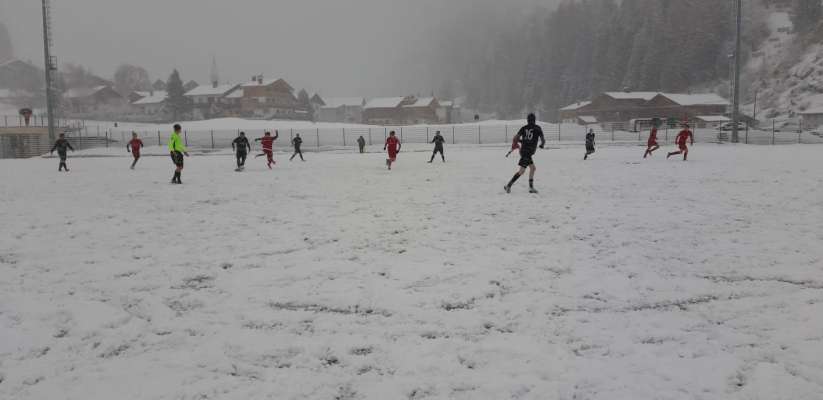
(667, 124), (694, 161)
(50, 132), (75, 172)
(384, 131), (401, 170)
(504, 113), (545, 194)
(505, 133), (520, 157)
(232, 131), (251, 170)
(255, 131), (278, 169)
(644, 121), (660, 158)
(127, 132), (144, 169)
(290, 133), (305, 161)
(168, 124), (189, 184)
(428, 130), (445, 163)
(357, 135), (366, 153)
(584, 128), (596, 160)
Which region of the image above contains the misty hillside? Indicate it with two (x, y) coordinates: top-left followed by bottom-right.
(449, 0), (823, 121)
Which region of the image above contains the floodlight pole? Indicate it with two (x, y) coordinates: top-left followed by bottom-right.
(731, 0), (742, 143)
(41, 0), (57, 142)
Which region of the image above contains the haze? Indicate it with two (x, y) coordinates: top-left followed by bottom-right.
(1, 0), (550, 97)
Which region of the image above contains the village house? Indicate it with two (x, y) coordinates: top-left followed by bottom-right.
(0, 59), (43, 92)
(558, 92), (729, 124)
(317, 97), (365, 123)
(403, 97), (440, 124)
(800, 107), (823, 129)
(184, 82), (240, 120)
(183, 80), (199, 92)
(362, 96), (416, 125)
(63, 86), (125, 114)
(131, 91), (167, 116)
(239, 75), (302, 120)
(436, 100), (461, 124)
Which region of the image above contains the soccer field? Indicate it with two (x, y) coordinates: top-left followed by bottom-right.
(1, 144), (821, 399)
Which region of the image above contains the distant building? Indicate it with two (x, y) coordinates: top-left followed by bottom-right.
(131, 91), (167, 116)
(239, 75), (302, 120)
(402, 97), (440, 124)
(318, 97), (365, 123)
(800, 107), (823, 129)
(152, 79), (167, 91)
(63, 86), (125, 114)
(558, 92), (729, 124)
(436, 100), (460, 124)
(362, 96), (416, 125)
(184, 83), (240, 120)
(0, 59), (43, 92)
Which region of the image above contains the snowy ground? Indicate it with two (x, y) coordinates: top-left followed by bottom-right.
(1, 144), (822, 400)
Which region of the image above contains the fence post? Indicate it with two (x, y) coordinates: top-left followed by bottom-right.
(384, 127), (387, 143)
(158, 131), (161, 146)
(343, 128), (346, 146)
(400, 127), (404, 142)
(665, 126), (669, 143)
(211, 130), (214, 149)
(184, 130), (188, 146)
(97, 125), (100, 138)
(452, 126), (455, 144)
(772, 120), (775, 145)
(368, 128), (372, 145)
(799, 119), (803, 144)
(426, 127), (430, 143)
(316, 128), (320, 149)
(106, 131), (109, 148)
(745, 124), (749, 144)
(505, 125), (508, 143)
(558, 123), (562, 142)
(477, 125), (481, 144)
(611, 125), (614, 142)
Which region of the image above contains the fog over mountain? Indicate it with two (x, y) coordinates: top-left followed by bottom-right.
(0, 0), (553, 97)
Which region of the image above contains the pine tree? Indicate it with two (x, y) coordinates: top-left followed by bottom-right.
(166, 69), (189, 121)
(792, 0), (822, 34)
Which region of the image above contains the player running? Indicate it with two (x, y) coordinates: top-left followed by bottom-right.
(584, 128), (596, 160)
(505, 133), (520, 157)
(428, 130), (445, 163)
(644, 121), (660, 158)
(50, 132), (75, 172)
(667, 124), (694, 161)
(504, 113), (545, 194)
(127, 132), (144, 169)
(290, 133), (305, 161)
(384, 131), (401, 170)
(254, 131), (278, 169)
(168, 124), (189, 184)
(232, 131), (251, 170)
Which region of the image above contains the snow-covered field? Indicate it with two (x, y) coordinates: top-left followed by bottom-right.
(1, 144), (822, 400)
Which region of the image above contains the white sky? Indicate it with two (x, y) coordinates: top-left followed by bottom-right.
(1, 0), (548, 97)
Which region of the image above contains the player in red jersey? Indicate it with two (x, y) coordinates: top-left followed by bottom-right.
(127, 132), (144, 169)
(384, 131), (401, 170)
(255, 131), (279, 169)
(505, 133), (520, 157)
(667, 124), (694, 161)
(644, 120), (660, 158)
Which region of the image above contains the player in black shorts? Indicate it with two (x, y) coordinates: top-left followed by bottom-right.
(504, 113), (545, 194)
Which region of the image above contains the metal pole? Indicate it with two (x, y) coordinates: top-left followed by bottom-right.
(368, 128), (372, 145)
(772, 120), (775, 145)
(41, 0), (57, 143)
(184, 130), (188, 146)
(316, 128), (320, 149)
(505, 125), (508, 143)
(731, 0), (742, 143)
(426, 127), (429, 143)
(158, 131), (161, 146)
(477, 125), (481, 144)
(452, 126), (455, 144)
(343, 128), (346, 146)
(211, 130), (214, 149)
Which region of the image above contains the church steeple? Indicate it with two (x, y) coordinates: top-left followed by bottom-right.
(210, 55), (219, 88)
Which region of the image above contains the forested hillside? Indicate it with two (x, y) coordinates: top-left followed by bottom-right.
(448, 0), (778, 120)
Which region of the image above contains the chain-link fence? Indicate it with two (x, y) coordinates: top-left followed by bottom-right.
(2, 117), (822, 158)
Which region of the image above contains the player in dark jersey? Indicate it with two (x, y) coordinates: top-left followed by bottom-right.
(667, 124), (694, 161)
(290, 133), (305, 161)
(232, 132), (251, 170)
(50, 133), (75, 172)
(584, 128), (596, 160)
(504, 113), (545, 194)
(127, 132), (144, 169)
(428, 130), (445, 163)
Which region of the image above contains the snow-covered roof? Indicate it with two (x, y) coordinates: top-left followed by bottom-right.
(321, 97), (364, 109)
(132, 91), (167, 105)
(695, 115), (731, 122)
(578, 116), (598, 124)
(364, 97), (406, 109)
(65, 86), (110, 99)
(800, 107), (823, 115)
(185, 84), (238, 97)
(560, 101), (592, 111)
(225, 89), (244, 99)
(661, 93), (729, 106)
(604, 92), (658, 101)
(439, 100), (454, 107)
(241, 78), (293, 91)
(403, 97), (437, 108)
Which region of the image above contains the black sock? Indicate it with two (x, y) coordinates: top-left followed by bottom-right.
(529, 179), (534, 188)
(507, 173), (521, 187)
